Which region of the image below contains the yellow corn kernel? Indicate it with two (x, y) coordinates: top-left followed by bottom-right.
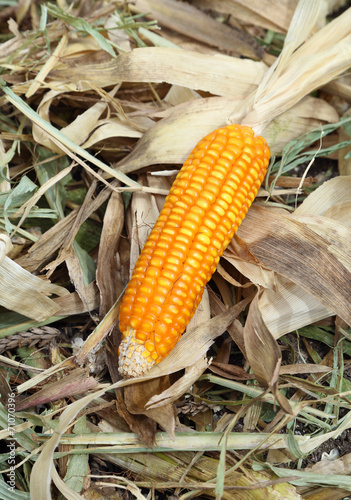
(118, 124), (270, 378)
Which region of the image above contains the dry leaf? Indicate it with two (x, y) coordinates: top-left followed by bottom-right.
(96, 190), (125, 316)
(15, 209), (80, 273)
(53, 282), (100, 316)
(145, 356), (209, 409)
(82, 118), (143, 150)
(124, 376), (177, 438)
(244, 293), (293, 414)
(232, 192), (351, 332)
(114, 388), (157, 450)
(65, 246), (93, 309)
(258, 279), (333, 339)
(279, 364), (331, 375)
(33, 87), (118, 153)
(51, 46), (266, 96)
(116, 95), (339, 175)
(0, 234), (68, 322)
(264, 96), (339, 153)
(0, 255), (68, 321)
(130, 0), (264, 59)
(224, 233), (277, 289)
(107, 47), (267, 96)
(209, 362), (254, 381)
(292, 214), (351, 253)
(307, 452), (351, 474)
(295, 175), (351, 216)
(242, 4), (351, 132)
(16, 181), (112, 275)
(248, 212), (351, 325)
(163, 85), (200, 106)
(191, 0), (298, 33)
(324, 201), (351, 226)
(127, 175), (161, 273)
(16, 368), (98, 411)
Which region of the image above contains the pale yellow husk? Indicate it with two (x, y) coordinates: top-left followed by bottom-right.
(0, 234), (68, 321)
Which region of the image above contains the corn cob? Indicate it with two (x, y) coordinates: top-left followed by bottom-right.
(118, 124), (270, 378)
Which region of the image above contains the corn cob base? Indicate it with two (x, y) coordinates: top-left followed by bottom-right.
(118, 326), (157, 378)
(118, 124), (270, 379)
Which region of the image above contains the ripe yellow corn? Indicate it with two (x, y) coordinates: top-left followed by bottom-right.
(118, 124), (270, 378)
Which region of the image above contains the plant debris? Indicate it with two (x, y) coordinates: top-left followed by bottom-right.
(1, 1), (351, 499)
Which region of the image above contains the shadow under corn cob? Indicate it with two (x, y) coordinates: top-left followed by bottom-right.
(118, 124), (270, 378)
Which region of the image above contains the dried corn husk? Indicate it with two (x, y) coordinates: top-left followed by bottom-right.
(0, 234), (68, 321)
(130, 0), (264, 59)
(191, 0), (299, 33)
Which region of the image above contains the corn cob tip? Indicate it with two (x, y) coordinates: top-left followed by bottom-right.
(118, 326), (155, 378)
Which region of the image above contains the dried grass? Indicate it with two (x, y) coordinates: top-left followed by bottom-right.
(1, 1), (351, 499)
